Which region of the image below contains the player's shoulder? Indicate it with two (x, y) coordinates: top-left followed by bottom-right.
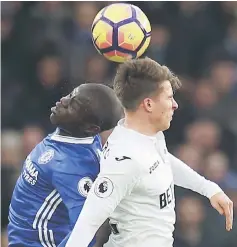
(30, 131), (94, 166)
(107, 125), (152, 157)
(100, 143), (141, 177)
(103, 126), (167, 171)
(45, 130), (101, 174)
(29, 136), (63, 171)
(101, 126), (145, 168)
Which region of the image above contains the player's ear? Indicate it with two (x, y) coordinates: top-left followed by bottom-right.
(85, 124), (101, 136)
(142, 98), (153, 113)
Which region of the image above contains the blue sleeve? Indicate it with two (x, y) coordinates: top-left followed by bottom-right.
(58, 232), (95, 247)
(51, 151), (99, 246)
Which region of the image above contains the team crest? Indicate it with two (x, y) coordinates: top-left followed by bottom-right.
(38, 149), (54, 164)
(94, 177), (113, 198)
(78, 177), (93, 197)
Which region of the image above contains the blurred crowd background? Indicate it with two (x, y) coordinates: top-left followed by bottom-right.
(1, 1), (237, 247)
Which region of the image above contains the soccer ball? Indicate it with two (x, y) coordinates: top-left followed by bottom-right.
(91, 3), (151, 63)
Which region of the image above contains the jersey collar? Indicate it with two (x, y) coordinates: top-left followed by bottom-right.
(117, 119), (158, 141)
(50, 128), (95, 144)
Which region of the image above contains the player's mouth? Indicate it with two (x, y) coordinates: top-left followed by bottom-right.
(170, 113), (174, 120)
(51, 106), (57, 115)
(51, 102), (63, 114)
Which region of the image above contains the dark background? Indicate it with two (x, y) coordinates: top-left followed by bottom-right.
(1, 2), (237, 247)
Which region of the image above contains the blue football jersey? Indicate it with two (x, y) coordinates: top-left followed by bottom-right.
(8, 128), (102, 247)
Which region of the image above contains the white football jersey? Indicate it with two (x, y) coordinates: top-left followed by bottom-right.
(66, 120), (222, 247)
(102, 124), (176, 247)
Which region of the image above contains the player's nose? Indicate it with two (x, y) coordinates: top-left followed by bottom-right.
(60, 96), (70, 107)
(172, 98), (178, 110)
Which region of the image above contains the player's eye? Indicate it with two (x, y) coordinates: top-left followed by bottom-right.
(69, 98), (79, 111)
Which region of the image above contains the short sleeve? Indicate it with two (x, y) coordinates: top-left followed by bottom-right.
(51, 155), (98, 226)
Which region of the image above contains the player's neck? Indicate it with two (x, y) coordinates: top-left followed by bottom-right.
(58, 128), (72, 137)
(124, 112), (160, 136)
(58, 128), (82, 138)
(58, 128), (93, 138)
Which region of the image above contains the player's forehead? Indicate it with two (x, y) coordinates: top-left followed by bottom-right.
(69, 86), (80, 98)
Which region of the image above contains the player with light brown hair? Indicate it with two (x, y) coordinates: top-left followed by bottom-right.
(66, 58), (233, 247)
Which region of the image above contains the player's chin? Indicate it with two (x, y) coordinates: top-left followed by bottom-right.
(162, 121), (171, 131)
(50, 113), (58, 125)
